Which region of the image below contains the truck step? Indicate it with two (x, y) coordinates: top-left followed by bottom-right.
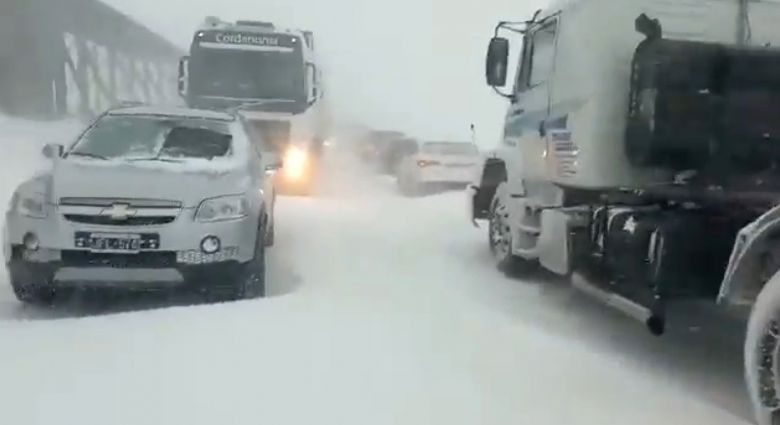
(571, 273), (665, 336)
(516, 222), (541, 236)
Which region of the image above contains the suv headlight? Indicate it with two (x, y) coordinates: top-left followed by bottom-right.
(13, 192), (48, 219)
(195, 195), (248, 222)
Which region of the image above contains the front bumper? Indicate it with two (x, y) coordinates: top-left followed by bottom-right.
(7, 247), (246, 289)
(417, 166), (478, 184)
(4, 211), (258, 289)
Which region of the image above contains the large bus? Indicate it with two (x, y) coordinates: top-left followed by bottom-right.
(178, 17), (330, 195)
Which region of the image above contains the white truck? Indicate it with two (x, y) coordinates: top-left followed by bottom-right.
(468, 1), (780, 423)
(178, 17), (331, 195)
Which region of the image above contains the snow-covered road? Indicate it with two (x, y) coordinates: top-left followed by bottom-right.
(0, 119), (753, 424)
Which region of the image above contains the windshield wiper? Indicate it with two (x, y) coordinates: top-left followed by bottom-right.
(68, 151), (108, 160)
(202, 95), (295, 103)
(125, 157), (183, 163)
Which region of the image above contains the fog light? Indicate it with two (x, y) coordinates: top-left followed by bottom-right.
(200, 236), (221, 254)
(23, 233), (39, 251)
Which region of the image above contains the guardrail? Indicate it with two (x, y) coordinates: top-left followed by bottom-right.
(0, 0), (184, 119)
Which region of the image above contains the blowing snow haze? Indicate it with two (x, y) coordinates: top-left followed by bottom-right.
(100, 0), (549, 143)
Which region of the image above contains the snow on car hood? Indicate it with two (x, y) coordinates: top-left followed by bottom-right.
(51, 158), (250, 208)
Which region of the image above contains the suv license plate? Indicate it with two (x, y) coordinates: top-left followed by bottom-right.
(82, 233), (142, 253)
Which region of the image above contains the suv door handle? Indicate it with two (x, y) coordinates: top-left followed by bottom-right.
(511, 108), (525, 117)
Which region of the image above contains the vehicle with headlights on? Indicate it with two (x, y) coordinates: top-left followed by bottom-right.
(273, 142), (320, 196)
(396, 141), (480, 196)
(3, 105), (277, 303)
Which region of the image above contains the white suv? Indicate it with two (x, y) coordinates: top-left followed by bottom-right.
(3, 106), (278, 303)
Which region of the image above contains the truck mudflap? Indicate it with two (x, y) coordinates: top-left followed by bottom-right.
(719, 203), (780, 307)
(468, 155), (507, 225)
(466, 184), (480, 227)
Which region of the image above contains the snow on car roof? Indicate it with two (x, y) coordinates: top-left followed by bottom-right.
(106, 106), (236, 122)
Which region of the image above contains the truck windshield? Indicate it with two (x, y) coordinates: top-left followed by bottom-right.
(190, 48), (305, 101)
(69, 115), (233, 160)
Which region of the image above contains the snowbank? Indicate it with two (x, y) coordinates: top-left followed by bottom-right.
(0, 118), (750, 425)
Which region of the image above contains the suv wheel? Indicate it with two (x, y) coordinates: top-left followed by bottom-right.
(205, 227), (266, 302)
(10, 276), (56, 305)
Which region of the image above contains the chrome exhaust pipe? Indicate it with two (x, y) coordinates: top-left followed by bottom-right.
(572, 273), (666, 336)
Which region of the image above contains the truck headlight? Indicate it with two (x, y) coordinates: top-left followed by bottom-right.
(284, 146), (308, 179)
(13, 192), (48, 219)
(195, 195), (248, 222)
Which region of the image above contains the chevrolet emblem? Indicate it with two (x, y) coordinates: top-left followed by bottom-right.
(101, 203), (138, 221)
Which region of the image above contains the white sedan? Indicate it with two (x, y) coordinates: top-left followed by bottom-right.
(396, 141), (480, 196)
(3, 106), (278, 303)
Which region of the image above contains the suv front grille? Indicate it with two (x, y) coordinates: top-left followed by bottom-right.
(61, 251), (177, 269)
(63, 215), (176, 226)
(58, 198), (182, 227)
(59, 198), (182, 208)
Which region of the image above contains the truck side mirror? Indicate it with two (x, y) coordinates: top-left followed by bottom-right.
(178, 56), (190, 97)
(486, 37), (510, 87)
(306, 63), (318, 104)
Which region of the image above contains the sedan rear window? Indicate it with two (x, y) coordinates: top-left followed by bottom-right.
(69, 115), (232, 160)
(422, 142), (478, 156)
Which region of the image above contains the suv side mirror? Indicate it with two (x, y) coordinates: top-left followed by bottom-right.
(42, 143), (64, 159)
(486, 37), (510, 87)
(178, 56), (190, 97)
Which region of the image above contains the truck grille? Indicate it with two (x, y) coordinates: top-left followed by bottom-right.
(60, 251), (177, 269)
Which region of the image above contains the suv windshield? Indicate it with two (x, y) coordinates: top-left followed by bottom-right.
(69, 115), (233, 160)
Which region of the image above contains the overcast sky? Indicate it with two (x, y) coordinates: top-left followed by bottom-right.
(101, 0), (549, 145)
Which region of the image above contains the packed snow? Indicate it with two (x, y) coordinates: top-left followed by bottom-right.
(0, 118), (752, 424)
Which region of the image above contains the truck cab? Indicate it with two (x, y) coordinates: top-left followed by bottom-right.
(178, 17), (330, 195)
(470, 1), (780, 424)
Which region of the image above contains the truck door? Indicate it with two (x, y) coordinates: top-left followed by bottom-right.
(502, 18), (559, 195)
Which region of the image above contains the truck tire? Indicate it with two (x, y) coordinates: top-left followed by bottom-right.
(488, 197), (535, 275)
(745, 271), (780, 425)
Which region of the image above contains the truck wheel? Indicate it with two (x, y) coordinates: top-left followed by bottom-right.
(488, 199), (534, 274)
(746, 271), (780, 425)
